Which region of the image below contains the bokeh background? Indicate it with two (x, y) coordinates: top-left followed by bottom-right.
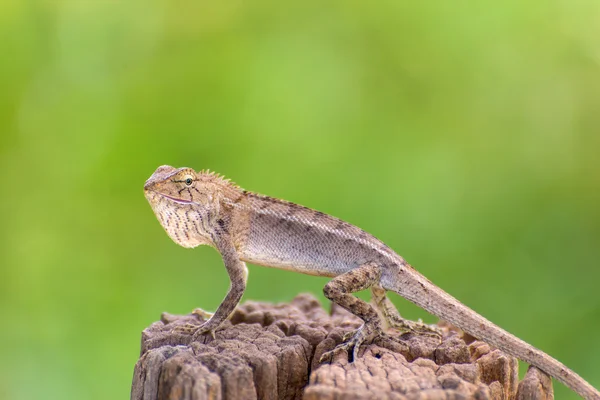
(1, 1), (599, 399)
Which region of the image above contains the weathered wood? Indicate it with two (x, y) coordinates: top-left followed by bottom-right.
(516, 366), (554, 400)
(131, 294), (552, 400)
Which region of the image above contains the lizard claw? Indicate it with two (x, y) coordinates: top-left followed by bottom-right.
(319, 323), (380, 363)
(319, 336), (361, 363)
(192, 328), (216, 341)
(191, 307), (214, 321)
(171, 307), (215, 336)
(386, 315), (443, 340)
(414, 325), (443, 344)
(319, 324), (414, 364)
(173, 322), (201, 335)
(169, 308), (217, 340)
(191, 321), (218, 341)
(172, 321), (217, 341)
(341, 329), (357, 342)
(410, 321), (443, 338)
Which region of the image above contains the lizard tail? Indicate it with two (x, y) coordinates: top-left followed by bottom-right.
(382, 264), (600, 400)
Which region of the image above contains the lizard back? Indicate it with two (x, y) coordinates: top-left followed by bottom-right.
(232, 192), (402, 277)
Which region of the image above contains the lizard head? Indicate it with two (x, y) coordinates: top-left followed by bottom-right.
(144, 165), (231, 248)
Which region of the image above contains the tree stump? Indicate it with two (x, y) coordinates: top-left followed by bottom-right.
(131, 293), (552, 400)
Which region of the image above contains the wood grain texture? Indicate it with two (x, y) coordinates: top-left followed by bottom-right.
(131, 294), (552, 400)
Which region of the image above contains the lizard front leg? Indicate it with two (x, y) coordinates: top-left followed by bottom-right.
(193, 238), (247, 339)
(321, 261), (405, 362)
(176, 237), (248, 340)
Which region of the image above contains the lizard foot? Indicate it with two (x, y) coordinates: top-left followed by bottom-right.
(173, 322), (201, 335)
(172, 321), (217, 341)
(372, 332), (410, 354)
(191, 307), (214, 321)
(171, 307), (214, 335)
(387, 315), (442, 339)
(319, 325), (410, 363)
(191, 322), (217, 341)
(320, 322), (384, 363)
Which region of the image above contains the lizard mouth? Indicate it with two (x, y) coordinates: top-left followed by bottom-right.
(157, 193), (195, 205)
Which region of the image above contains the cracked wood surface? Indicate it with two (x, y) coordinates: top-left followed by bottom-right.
(131, 294), (552, 400)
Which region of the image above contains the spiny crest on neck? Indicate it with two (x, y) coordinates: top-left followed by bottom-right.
(198, 169), (243, 192)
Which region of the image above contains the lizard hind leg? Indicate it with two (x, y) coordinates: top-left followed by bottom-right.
(371, 285), (442, 338)
(320, 262), (407, 362)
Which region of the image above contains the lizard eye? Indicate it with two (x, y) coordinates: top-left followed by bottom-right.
(184, 177), (193, 186)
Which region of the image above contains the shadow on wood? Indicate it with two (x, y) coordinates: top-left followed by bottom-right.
(131, 294), (552, 400)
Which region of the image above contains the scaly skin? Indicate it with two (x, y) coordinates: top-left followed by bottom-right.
(144, 165), (600, 400)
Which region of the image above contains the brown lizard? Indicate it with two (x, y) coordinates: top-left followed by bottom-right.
(144, 165), (600, 400)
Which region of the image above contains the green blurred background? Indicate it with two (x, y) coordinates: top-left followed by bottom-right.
(1, 1), (599, 399)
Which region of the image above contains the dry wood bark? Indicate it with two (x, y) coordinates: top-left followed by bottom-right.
(131, 294), (552, 400)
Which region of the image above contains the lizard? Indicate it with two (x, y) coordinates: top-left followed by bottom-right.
(143, 165), (600, 400)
